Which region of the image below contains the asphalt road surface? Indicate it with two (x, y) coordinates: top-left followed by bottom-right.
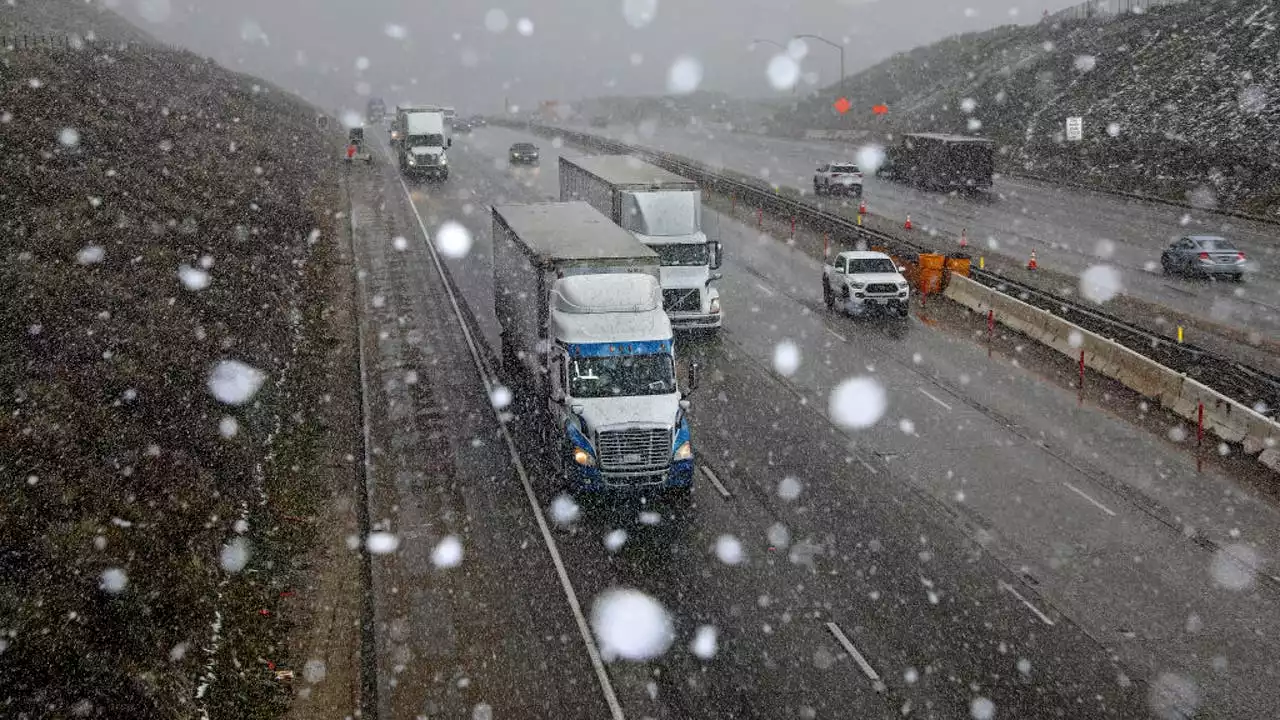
(344, 126), (1280, 719)
(563, 120), (1280, 356)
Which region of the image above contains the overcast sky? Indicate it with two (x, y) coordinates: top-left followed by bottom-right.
(108, 0), (1076, 114)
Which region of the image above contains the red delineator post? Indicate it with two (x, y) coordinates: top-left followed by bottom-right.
(823, 234), (830, 258)
(731, 194), (736, 213)
(790, 216), (796, 239)
(757, 208), (762, 228)
(1197, 402), (1205, 472)
(987, 309), (994, 356)
(1078, 350), (1085, 405)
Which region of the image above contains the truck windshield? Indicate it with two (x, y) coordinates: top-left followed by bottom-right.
(569, 353), (676, 398)
(651, 242), (709, 267)
(622, 190), (701, 237)
(847, 258), (898, 273)
(406, 134), (444, 147)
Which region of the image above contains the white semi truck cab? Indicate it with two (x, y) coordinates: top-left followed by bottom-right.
(395, 108), (450, 180)
(559, 155), (723, 332)
(492, 201), (698, 494)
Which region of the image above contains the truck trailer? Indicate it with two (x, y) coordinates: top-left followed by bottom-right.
(559, 155), (723, 332)
(492, 201), (698, 494)
(876, 133), (994, 191)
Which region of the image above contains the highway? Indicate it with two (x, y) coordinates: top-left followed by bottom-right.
(562, 120), (1280, 371)
(348, 124), (1280, 718)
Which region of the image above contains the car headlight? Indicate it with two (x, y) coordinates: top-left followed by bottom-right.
(572, 447), (595, 467)
(850, 282), (866, 289)
(897, 281), (909, 289)
(673, 441), (693, 461)
(709, 297), (720, 313)
(439, 155), (448, 164)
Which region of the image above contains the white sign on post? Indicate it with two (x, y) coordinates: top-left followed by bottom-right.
(1066, 116), (1083, 142)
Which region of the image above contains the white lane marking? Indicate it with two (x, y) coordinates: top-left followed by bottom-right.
(349, 208), (378, 501)
(389, 149), (626, 720)
(917, 387), (953, 411)
(999, 581), (1056, 626)
(700, 465), (732, 498)
(754, 281), (776, 296)
(826, 327), (848, 343)
(857, 458), (878, 475)
(825, 622), (884, 686)
(1063, 481), (1117, 517)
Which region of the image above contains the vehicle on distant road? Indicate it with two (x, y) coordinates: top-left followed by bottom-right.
(813, 162), (864, 197)
(454, 119), (473, 133)
(366, 97), (386, 123)
(1160, 235), (1248, 281)
(509, 142), (540, 164)
(590, 115), (610, 128)
(877, 132), (994, 191)
(823, 250), (911, 318)
(492, 201), (698, 495)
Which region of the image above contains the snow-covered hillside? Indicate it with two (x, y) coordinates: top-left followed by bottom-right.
(776, 0), (1279, 215)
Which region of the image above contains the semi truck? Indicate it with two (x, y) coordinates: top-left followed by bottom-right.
(876, 133), (995, 191)
(395, 108), (451, 180)
(559, 155), (723, 332)
(492, 201), (698, 494)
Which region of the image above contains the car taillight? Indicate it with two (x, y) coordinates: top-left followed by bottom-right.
(1237, 251), (1246, 260)
(1198, 252), (1210, 260)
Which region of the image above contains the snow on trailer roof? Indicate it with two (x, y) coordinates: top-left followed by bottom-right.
(904, 132), (994, 144)
(563, 154), (698, 189)
(493, 201), (660, 263)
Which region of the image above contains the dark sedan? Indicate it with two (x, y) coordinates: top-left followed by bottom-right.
(1160, 235), (1248, 281)
(509, 142), (539, 165)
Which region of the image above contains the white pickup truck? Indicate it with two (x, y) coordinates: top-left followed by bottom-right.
(813, 162), (864, 197)
(822, 250), (910, 318)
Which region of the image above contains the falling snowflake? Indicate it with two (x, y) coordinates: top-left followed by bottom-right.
(178, 264), (210, 290)
(484, 8), (509, 32)
(773, 341), (801, 376)
(960, 97), (977, 113)
(384, 23), (408, 39)
(516, 17), (534, 36)
(622, 0), (658, 28)
(432, 535), (464, 568)
(59, 128), (80, 147)
(1074, 55), (1097, 72)
(76, 245), (105, 265)
(1210, 544), (1258, 591)
(366, 532), (400, 554)
(218, 416), (239, 438)
(777, 476), (802, 501)
(604, 529), (628, 552)
(828, 377), (888, 429)
(207, 360), (266, 405)
(220, 537), (250, 572)
(435, 221), (473, 258)
(970, 697), (996, 720)
(667, 56), (703, 95)
(591, 588), (674, 661)
(767, 54), (800, 91)
(1079, 265), (1122, 303)
(99, 568), (128, 594)
(690, 625), (718, 659)
(714, 535), (744, 565)
(549, 494), (581, 526)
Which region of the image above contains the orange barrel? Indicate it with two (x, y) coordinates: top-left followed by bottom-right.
(918, 268), (944, 295)
(918, 253), (946, 270)
(944, 255), (971, 278)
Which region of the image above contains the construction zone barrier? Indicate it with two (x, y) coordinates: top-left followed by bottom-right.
(943, 274), (1280, 468)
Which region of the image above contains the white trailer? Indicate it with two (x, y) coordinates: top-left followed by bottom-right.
(559, 155), (723, 332)
(493, 201), (699, 493)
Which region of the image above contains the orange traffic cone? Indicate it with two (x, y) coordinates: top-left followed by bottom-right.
(904, 214), (913, 230)
(1027, 250), (1038, 271)
(959, 228), (968, 249)
(858, 199), (867, 215)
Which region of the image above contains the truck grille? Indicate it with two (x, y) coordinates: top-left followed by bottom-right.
(597, 428), (670, 470)
(663, 289), (701, 313)
(866, 283), (899, 294)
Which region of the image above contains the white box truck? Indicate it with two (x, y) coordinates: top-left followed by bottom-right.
(396, 109), (451, 180)
(493, 201), (699, 494)
(559, 155), (723, 332)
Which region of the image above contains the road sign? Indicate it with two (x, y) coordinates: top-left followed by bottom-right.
(1066, 116), (1083, 141)
(872, 104), (888, 115)
(833, 97), (852, 114)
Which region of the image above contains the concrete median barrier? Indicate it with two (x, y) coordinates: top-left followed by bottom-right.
(944, 275), (1280, 463)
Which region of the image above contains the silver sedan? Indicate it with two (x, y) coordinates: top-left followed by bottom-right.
(1159, 235), (1249, 281)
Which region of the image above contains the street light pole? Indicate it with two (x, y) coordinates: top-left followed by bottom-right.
(793, 33), (844, 94)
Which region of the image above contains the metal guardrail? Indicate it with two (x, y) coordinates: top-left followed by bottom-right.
(490, 118), (1280, 420)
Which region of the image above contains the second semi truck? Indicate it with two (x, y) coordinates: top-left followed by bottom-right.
(492, 201), (698, 494)
(559, 155), (723, 332)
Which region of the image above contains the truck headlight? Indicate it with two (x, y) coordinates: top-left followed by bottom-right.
(709, 297), (720, 313)
(673, 441), (692, 461)
(439, 154), (448, 164)
(406, 155), (417, 166)
(572, 447), (595, 467)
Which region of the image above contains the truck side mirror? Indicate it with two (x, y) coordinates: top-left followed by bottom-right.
(688, 362), (701, 393)
(448, 138), (453, 147)
(711, 241), (723, 270)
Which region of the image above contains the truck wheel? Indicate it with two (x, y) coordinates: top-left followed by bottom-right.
(813, 181), (824, 196)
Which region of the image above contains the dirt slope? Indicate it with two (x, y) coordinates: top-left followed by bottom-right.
(0, 34), (353, 720)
